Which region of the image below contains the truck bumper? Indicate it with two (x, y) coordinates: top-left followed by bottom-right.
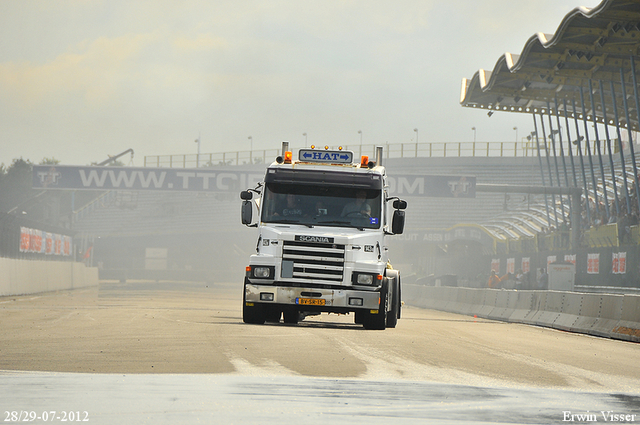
(244, 282), (381, 311)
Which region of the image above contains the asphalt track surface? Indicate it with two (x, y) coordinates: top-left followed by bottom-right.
(1, 280), (640, 424)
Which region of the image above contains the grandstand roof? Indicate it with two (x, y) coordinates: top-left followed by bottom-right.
(460, 0), (640, 131)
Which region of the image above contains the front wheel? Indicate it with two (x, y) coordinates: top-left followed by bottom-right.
(283, 309), (300, 324)
(362, 282), (387, 330)
(242, 283), (265, 324)
(264, 307), (282, 323)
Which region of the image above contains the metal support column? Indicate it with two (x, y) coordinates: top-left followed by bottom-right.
(610, 80), (632, 214)
(588, 79), (610, 220)
(571, 98), (591, 225)
(532, 113), (552, 226)
(539, 111), (559, 228)
(554, 97), (572, 222)
(599, 80), (621, 216)
(579, 85), (600, 218)
(554, 97), (571, 189)
(563, 99), (579, 188)
(546, 103), (563, 191)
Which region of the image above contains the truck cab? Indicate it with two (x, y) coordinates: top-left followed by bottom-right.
(240, 143), (406, 330)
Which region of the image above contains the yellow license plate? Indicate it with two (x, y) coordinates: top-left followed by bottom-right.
(296, 298), (325, 306)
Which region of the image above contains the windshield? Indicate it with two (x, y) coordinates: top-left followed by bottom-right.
(261, 183), (382, 229)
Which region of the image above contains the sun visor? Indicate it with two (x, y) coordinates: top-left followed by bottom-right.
(264, 168), (382, 190)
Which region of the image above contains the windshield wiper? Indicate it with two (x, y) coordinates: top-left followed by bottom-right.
(271, 219), (313, 228)
(317, 220), (365, 231)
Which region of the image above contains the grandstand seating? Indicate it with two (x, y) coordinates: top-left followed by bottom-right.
(462, 149), (640, 242)
(71, 156), (545, 238)
(73, 191), (239, 237)
(385, 156), (544, 233)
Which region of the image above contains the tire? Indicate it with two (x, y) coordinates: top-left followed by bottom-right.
(363, 281), (387, 330)
(242, 283), (265, 324)
(283, 309), (300, 324)
(386, 280), (398, 329)
(264, 308), (282, 323)
(386, 272), (400, 328)
(397, 275), (402, 320)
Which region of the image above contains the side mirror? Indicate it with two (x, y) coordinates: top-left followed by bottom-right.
(241, 200), (253, 225)
(393, 199), (407, 210)
(392, 210), (405, 235)
(240, 190), (253, 200)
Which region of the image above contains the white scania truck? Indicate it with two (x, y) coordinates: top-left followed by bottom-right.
(240, 142), (407, 330)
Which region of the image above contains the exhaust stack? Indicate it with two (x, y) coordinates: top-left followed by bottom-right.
(376, 146), (383, 166)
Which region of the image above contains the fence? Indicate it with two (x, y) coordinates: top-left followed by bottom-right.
(72, 191), (118, 224)
(144, 150), (279, 168)
(144, 140), (606, 168)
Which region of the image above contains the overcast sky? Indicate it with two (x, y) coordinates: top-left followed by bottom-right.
(0, 0), (599, 166)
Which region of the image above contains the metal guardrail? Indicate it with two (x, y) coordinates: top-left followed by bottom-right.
(574, 285), (640, 295)
(144, 150), (279, 168)
(72, 191), (117, 223)
(144, 141), (603, 168)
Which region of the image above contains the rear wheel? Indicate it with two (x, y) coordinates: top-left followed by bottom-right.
(397, 276), (402, 319)
(386, 272), (400, 328)
(386, 294), (398, 328)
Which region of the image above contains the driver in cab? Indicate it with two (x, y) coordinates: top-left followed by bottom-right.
(275, 194), (304, 217)
(341, 190), (371, 217)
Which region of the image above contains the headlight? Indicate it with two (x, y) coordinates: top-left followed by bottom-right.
(357, 274), (374, 285)
(253, 267), (271, 278)
(353, 272), (381, 285)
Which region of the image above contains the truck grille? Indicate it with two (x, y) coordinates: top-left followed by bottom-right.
(282, 240), (345, 282)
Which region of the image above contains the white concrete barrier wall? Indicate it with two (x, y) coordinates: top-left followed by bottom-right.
(509, 291), (534, 323)
(487, 290), (517, 321)
(403, 284), (640, 343)
(612, 295), (640, 342)
(533, 291), (563, 328)
(0, 258), (99, 297)
(572, 294), (601, 335)
(591, 295), (623, 339)
(521, 291), (546, 326)
(553, 293), (582, 332)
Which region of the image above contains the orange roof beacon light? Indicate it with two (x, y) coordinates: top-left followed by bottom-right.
(360, 155), (369, 167)
(284, 151), (293, 163)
